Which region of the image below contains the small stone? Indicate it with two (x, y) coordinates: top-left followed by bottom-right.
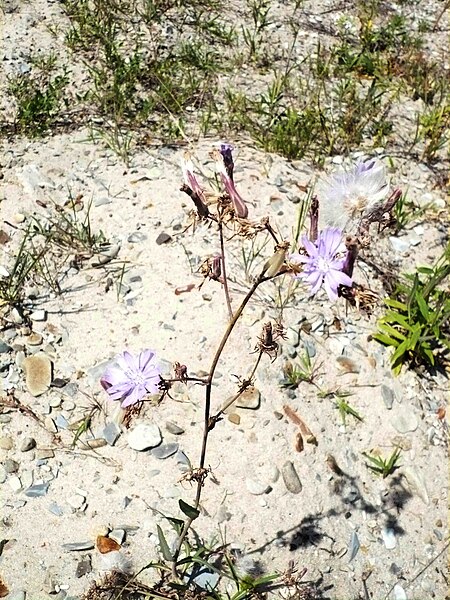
(67, 494), (86, 510)
(7, 592), (26, 600)
(0, 464), (7, 483)
(20, 437), (36, 452)
(76, 438), (107, 450)
(127, 232), (147, 243)
(102, 422), (122, 446)
(36, 449), (55, 460)
(62, 541), (95, 551)
(61, 400), (75, 411)
(228, 413), (241, 425)
(404, 466), (429, 504)
(30, 310), (47, 322)
(75, 555), (92, 577)
(391, 412), (418, 433)
(281, 461), (302, 494)
(245, 478), (271, 495)
(49, 396), (62, 408)
(152, 442), (179, 459)
(109, 529), (126, 544)
(9, 475), (22, 492)
(0, 341), (12, 354)
(24, 482), (49, 497)
(236, 386), (261, 410)
(23, 353), (53, 396)
(127, 423), (162, 451)
(390, 237), (410, 254)
(44, 416), (58, 433)
(381, 385), (395, 409)
(381, 527), (397, 549)
(0, 436), (13, 450)
(156, 232), (172, 245)
(26, 332), (43, 346)
(165, 421), (184, 435)
(55, 414), (69, 429)
(49, 502), (64, 516)
(392, 584), (407, 600)
(4, 459), (19, 473)
(91, 243), (121, 267)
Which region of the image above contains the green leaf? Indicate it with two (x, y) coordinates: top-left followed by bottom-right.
(384, 298), (407, 311)
(415, 291), (429, 320)
(377, 323), (406, 341)
(372, 332), (399, 347)
(383, 311), (412, 329)
(179, 499), (200, 520)
(390, 338), (410, 366)
(157, 525), (173, 561)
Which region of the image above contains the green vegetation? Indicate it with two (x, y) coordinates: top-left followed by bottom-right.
(363, 447), (402, 478)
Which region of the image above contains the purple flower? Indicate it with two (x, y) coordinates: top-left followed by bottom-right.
(290, 228), (352, 301)
(215, 154), (248, 218)
(101, 350), (161, 408)
(218, 142), (235, 180)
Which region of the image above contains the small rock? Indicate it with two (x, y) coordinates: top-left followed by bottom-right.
(281, 461), (302, 494)
(7, 592), (26, 600)
(392, 584), (407, 600)
(109, 529), (126, 544)
(152, 442), (179, 459)
(4, 459), (19, 473)
(61, 400), (75, 411)
(20, 437), (36, 452)
(165, 421), (184, 435)
(404, 466), (429, 504)
(48, 502), (64, 516)
(0, 436), (13, 450)
(390, 237), (410, 254)
(9, 475), (22, 492)
(127, 232), (148, 243)
(127, 423), (162, 451)
(36, 449), (55, 460)
(75, 555), (92, 578)
(228, 413), (241, 425)
(245, 478), (271, 495)
(44, 416), (58, 433)
(381, 385), (395, 410)
(30, 310), (47, 322)
(236, 386), (261, 410)
(24, 482), (49, 497)
(102, 422), (122, 446)
(67, 494), (86, 510)
(0, 341), (12, 354)
(26, 332), (43, 346)
(391, 412), (418, 433)
(62, 541), (95, 551)
(156, 232), (172, 245)
(349, 531), (360, 562)
(0, 464), (7, 483)
(23, 353), (53, 396)
(381, 527), (397, 549)
(55, 414), (69, 429)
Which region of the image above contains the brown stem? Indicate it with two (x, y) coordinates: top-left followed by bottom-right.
(218, 221), (233, 320)
(171, 273), (266, 577)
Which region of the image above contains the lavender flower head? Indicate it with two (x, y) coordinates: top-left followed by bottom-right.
(181, 152), (205, 200)
(290, 227), (352, 301)
(215, 150), (248, 219)
(319, 158), (389, 231)
(218, 142), (234, 180)
(101, 349), (161, 408)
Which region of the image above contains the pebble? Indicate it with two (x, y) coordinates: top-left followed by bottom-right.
(30, 309), (47, 322)
(102, 422), (122, 446)
(49, 396), (62, 408)
(0, 436), (13, 450)
(127, 232), (148, 243)
(392, 584), (407, 600)
(127, 423), (162, 451)
(348, 531), (360, 561)
(404, 466), (429, 504)
(4, 459), (19, 473)
(245, 478), (271, 495)
(109, 529), (126, 544)
(36, 449), (55, 460)
(381, 385), (395, 410)
(165, 421), (185, 435)
(156, 232), (172, 245)
(23, 353), (53, 396)
(20, 437), (36, 452)
(24, 482), (49, 497)
(61, 400), (75, 411)
(26, 332), (43, 346)
(49, 502), (64, 516)
(55, 414), (69, 429)
(8, 592), (26, 600)
(0, 341), (12, 354)
(75, 555), (92, 577)
(236, 386), (261, 410)
(62, 541), (95, 551)
(67, 494), (86, 510)
(44, 416), (58, 433)
(0, 464), (6, 483)
(389, 237), (410, 254)
(9, 475), (22, 492)
(381, 527), (397, 549)
(391, 412), (418, 433)
(281, 461), (302, 494)
(152, 442), (179, 459)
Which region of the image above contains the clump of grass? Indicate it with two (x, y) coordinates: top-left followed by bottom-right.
(373, 242), (450, 374)
(363, 447), (402, 478)
(280, 349), (319, 388)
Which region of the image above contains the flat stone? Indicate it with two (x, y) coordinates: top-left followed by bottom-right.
(128, 232), (148, 243)
(75, 555), (92, 578)
(36, 449), (55, 460)
(391, 412), (418, 433)
(392, 584), (407, 600)
(44, 416), (58, 433)
(23, 353), (53, 396)
(9, 475), (22, 492)
(381, 527), (397, 549)
(4, 459), (19, 473)
(165, 421), (185, 435)
(348, 531), (360, 562)
(156, 232), (172, 245)
(8, 592), (26, 600)
(236, 386), (261, 410)
(24, 482), (49, 497)
(30, 309), (47, 322)
(0, 464), (7, 483)
(381, 385), (395, 410)
(67, 494), (86, 510)
(48, 502), (64, 516)
(0, 436), (13, 450)
(245, 478), (271, 495)
(0, 341), (12, 354)
(404, 466), (429, 504)
(127, 423), (162, 451)
(102, 422), (122, 446)
(109, 529), (126, 544)
(281, 461), (302, 494)
(62, 541), (95, 552)
(20, 437), (36, 452)
(151, 442), (179, 459)
(26, 332), (43, 346)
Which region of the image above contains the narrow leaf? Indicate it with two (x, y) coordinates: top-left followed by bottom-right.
(157, 525), (173, 561)
(179, 499), (200, 520)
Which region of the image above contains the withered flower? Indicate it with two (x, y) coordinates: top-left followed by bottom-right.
(255, 321), (285, 361)
(174, 362), (188, 383)
(180, 152), (209, 218)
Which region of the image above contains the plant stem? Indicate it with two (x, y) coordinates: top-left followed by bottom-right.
(218, 221), (233, 320)
(171, 273), (266, 577)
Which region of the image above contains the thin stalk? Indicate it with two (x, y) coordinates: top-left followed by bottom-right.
(218, 221), (233, 320)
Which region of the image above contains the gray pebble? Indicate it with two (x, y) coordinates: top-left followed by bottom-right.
(48, 502), (64, 516)
(62, 541), (95, 551)
(381, 385), (395, 409)
(0, 341), (12, 354)
(20, 437), (36, 452)
(302, 339), (316, 358)
(165, 421), (185, 435)
(102, 422), (122, 446)
(55, 414), (69, 429)
(61, 400), (75, 411)
(4, 459), (19, 473)
(348, 531), (360, 561)
(151, 442), (179, 459)
(63, 382), (79, 398)
(128, 231), (148, 243)
(127, 423), (162, 451)
(391, 412), (418, 433)
(0, 436), (13, 450)
(30, 309), (47, 322)
(24, 483), (49, 497)
(75, 555), (92, 578)
(281, 461), (302, 494)
(0, 464), (6, 483)
(0, 415), (12, 424)
(245, 478), (271, 495)
(156, 232), (172, 245)
(109, 529), (126, 544)
(48, 396), (62, 408)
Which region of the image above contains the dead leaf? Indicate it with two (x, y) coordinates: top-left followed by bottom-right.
(0, 576), (9, 598)
(96, 535), (121, 554)
(294, 432), (304, 453)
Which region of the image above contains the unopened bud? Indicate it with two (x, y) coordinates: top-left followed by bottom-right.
(262, 241), (290, 278)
